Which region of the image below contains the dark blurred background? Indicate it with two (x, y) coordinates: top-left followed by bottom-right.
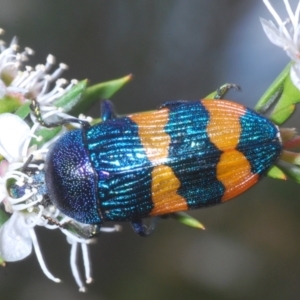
(1, 0), (300, 299)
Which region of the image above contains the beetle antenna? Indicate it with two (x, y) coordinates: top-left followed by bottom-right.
(30, 99), (91, 129)
(21, 154), (34, 172)
(42, 215), (66, 228)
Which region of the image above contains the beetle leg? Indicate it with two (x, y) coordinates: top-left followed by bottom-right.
(65, 223), (101, 239)
(130, 218), (159, 237)
(101, 100), (117, 121)
(214, 83), (241, 99)
(159, 100), (189, 110)
(30, 99), (91, 129)
(43, 215), (101, 239)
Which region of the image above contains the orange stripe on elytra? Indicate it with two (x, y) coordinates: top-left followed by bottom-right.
(129, 109), (187, 215)
(129, 109), (170, 164)
(202, 99), (244, 149)
(202, 100), (258, 202)
(149, 165), (188, 216)
(217, 150), (259, 201)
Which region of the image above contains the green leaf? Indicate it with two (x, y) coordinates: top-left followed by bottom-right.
(0, 209), (8, 226)
(14, 80), (88, 121)
(277, 162), (300, 184)
(172, 212), (205, 230)
(205, 90), (218, 99)
(267, 165), (287, 180)
(255, 63), (290, 114)
(269, 104), (295, 124)
(71, 74), (132, 115)
(14, 102), (31, 119)
(30, 126), (62, 148)
(270, 70), (300, 124)
(0, 255), (5, 266)
(0, 95), (22, 114)
(53, 80), (88, 112)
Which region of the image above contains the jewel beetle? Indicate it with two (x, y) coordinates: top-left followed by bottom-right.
(16, 84), (282, 237)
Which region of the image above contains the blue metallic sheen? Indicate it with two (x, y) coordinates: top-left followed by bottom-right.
(86, 117), (154, 221)
(39, 99), (282, 230)
(45, 129), (101, 224)
(164, 101), (224, 208)
(237, 108), (282, 175)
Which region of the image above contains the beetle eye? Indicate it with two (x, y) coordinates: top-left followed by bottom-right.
(9, 167), (49, 206)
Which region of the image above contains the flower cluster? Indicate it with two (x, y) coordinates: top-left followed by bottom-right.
(261, 0), (300, 90)
(0, 30), (121, 292)
(254, 0), (300, 182)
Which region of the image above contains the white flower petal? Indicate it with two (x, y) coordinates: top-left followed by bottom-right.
(263, 0), (284, 27)
(0, 113), (31, 162)
(260, 18), (289, 48)
(0, 213), (32, 261)
(262, 1), (300, 71)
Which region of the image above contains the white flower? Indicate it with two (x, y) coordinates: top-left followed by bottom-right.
(0, 113), (32, 162)
(0, 114), (37, 211)
(0, 32), (121, 292)
(0, 212), (32, 261)
(261, 0), (300, 89)
(0, 113), (61, 283)
(0, 29), (78, 122)
(0, 112), (96, 291)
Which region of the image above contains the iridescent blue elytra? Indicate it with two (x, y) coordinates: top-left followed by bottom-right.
(43, 98), (282, 236)
(164, 101), (223, 208)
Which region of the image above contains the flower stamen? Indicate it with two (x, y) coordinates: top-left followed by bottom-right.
(28, 228), (61, 283)
(70, 241), (86, 292)
(81, 243), (92, 284)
